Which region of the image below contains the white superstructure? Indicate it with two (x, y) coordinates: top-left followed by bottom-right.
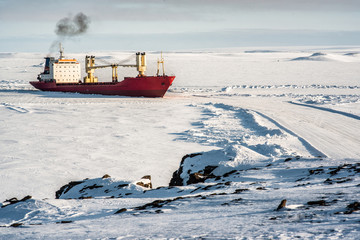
(38, 49), (81, 83)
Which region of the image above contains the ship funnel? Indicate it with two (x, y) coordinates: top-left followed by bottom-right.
(43, 57), (51, 74)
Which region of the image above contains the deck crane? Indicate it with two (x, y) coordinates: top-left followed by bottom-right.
(84, 52), (147, 83)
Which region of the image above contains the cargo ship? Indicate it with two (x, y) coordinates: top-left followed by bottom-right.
(30, 46), (175, 97)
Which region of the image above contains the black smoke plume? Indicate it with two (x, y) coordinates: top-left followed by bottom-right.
(48, 13), (90, 54)
(55, 12), (90, 37)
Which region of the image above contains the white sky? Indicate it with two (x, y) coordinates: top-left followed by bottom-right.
(0, 0), (360, 52)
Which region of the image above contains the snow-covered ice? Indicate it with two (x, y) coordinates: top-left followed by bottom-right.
(0, 46), (360, 239)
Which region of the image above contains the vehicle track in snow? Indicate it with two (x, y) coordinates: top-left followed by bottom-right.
(216, 96), (360, 159)
(0, 103), (29, 113)
(177, 102), (320, 159)
(289, 101), (360, 120)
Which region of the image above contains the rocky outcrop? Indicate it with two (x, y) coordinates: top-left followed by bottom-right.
(186, 166), (217, 185)
(169, 153), (222, 186)
(169, 146), (270, 186)
(136, 175), (152, 189)
(344, 202), (360, 214)
(1, 195), (32, 208)
(169, 150), (250, 186)
(56, 181), (85, 199)
(276, 199), (287, 211)
(55, 175), (152, 199)
(170, 153), (202, 186)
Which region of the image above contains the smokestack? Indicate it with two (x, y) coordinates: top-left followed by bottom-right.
(44, 57), (51, 74)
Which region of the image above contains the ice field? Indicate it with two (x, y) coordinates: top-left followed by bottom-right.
(0, 46), (360, 239)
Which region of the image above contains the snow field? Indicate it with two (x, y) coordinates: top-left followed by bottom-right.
(0, 46), (360, 239)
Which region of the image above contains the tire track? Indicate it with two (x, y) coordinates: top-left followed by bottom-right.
(221, 97), (360, 159)
(289, 101), (360, 121)
(0, 103), (29, 113)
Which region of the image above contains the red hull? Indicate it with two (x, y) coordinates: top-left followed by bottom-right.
(30, 76), (175, 98)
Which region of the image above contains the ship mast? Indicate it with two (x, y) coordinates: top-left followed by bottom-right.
(157, 51), (165, 76)
(59, 43), (64, 59)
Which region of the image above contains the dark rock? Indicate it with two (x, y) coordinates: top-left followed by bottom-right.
(223, 170), (237, 178)
(329, 164), (352, 176)
(122, 196), (192, 214)
(114, 208), (127, 214)
(202, 185), (215, 191)
(102, 174), (111, 179)
(325, 177), (353, 185)
(141, 175), (151, 180)
(134, 199), (170, 210)
(169, 153), (202, 186)
(249, 167), (261, 170)
(117, 184), (128, 189)
(56, 220), (73, 224)
(233, 189), (249, 194)
(79, 196), (92, 199)
(136, 175), (152, 189)
(307, 200), (327, 206)
(295, 183), (311, 187)
(187, 172), (214, 185)
(344, 202), (360, 214)
(56, 180), (84, 199)
(190, 187), (202, 193)
(174, 196), (185, 201)
(21, 195), (32, 201)
(284, 157), (292, 162)
(209, 192), (227, 196)
(1, 195), (32, 208)
(10, 223), (23, 228)
(308, 168), (324, 175)
(347, 202), (360, 210)
(230, 198), (243, 204)
(256, 187), (266, 190)
(335, 178), (352, 184)
(324, 178), (333, 185)
(276, 199), (287, 211)
(79, 184), (103, 193)
(204, 166), (218, 175)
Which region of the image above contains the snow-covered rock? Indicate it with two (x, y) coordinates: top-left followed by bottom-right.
(55, 175), (153, 199)
(170, 145), (270, 186)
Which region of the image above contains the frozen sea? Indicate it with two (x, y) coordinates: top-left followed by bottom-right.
(0, 46), (360, 239)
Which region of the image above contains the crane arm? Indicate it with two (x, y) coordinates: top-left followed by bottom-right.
(88, 64), (137, 70)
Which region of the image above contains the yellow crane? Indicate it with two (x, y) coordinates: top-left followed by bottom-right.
(83, 52), (147, 83)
